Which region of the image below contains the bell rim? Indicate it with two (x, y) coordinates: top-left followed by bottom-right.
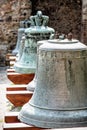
(14, 64), (36, 74)
(18, 103), (87, 128)
(29, 102), (87, 111)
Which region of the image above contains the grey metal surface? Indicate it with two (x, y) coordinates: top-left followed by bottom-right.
(19, 39), (87, 128)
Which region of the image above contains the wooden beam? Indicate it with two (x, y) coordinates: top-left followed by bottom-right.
(9, 56), (16, 61)
(6, 91), (33, 107)
(7, 72), (34, 84)
(5, 112), (20, 123)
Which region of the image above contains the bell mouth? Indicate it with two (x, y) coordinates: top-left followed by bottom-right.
(18, 103), (87, 128)
(48, 39), (78, 44)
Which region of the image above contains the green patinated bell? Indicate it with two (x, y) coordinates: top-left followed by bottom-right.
(12, 21), (26, 55)
(14, 11), (55, 74)
(18, 38), (87, 128)
(16, 34), (26, 61)
(14, 34), (37, 73)
(27, 40), (45, 91)
(27, 33), (65, 91)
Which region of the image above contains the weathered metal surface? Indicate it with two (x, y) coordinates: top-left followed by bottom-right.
(14, 11), (55, 74)
(18, 38), (87, 128)
(27, 40), (45, 91)
(12, 21), (26, 55)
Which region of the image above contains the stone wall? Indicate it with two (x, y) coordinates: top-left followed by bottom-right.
(0, 0), (31, 66)
(33, 0), (82, 40)
(81, 0), (87, 44)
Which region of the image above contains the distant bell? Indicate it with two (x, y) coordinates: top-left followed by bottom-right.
(12, 21), (26, 55)
(26, 10), (55, 90)
(16, 34), (26, 61)
(18, 38), (87, 128)
(14, 10), (55, 74)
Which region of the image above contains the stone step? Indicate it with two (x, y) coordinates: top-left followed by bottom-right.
(6, 84), (27, 91)
(6, 90), (33, 107)
(3, 123), (87, 130)
(7, 68), (15, 72)
(9, 55), (16, 61)
(9, 56), (16, 61)
(6, 53), (16, 60)
(7, 72), (34, 84)
(5, 112), (20, 123)
(3, 122), (39, 130)
(3, 122), (87, 130)
(4, 112), (87, 130)
(10, 61), (15, 66)
(6, 53), (16, 66)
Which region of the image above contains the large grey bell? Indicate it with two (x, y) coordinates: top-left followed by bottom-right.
(18, 38), (87, 128)
(27, 33), (64, 91)
(12, 21), (26, 55)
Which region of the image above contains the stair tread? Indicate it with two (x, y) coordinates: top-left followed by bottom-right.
(6, 90), (32, 94)
(7, 84), (27, 87)
(4, 112), (87, 130)
(4, 122), (35, 128)
(3, 123), (87, 130)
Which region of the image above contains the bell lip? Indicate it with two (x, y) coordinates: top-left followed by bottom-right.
(18, 103), (87, 128)
(25, 26), (55, 34)
(14, 63), (36, 74)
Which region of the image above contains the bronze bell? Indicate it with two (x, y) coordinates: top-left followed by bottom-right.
(14, 11), (55, 74)
(12, 21), (26, 55)
(18, 38), (87, 128)
(27, 33), (65, 91)
(27, 40), (45, 91)
(14, 34), (37, 73)
(16, 34), (26, 61)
